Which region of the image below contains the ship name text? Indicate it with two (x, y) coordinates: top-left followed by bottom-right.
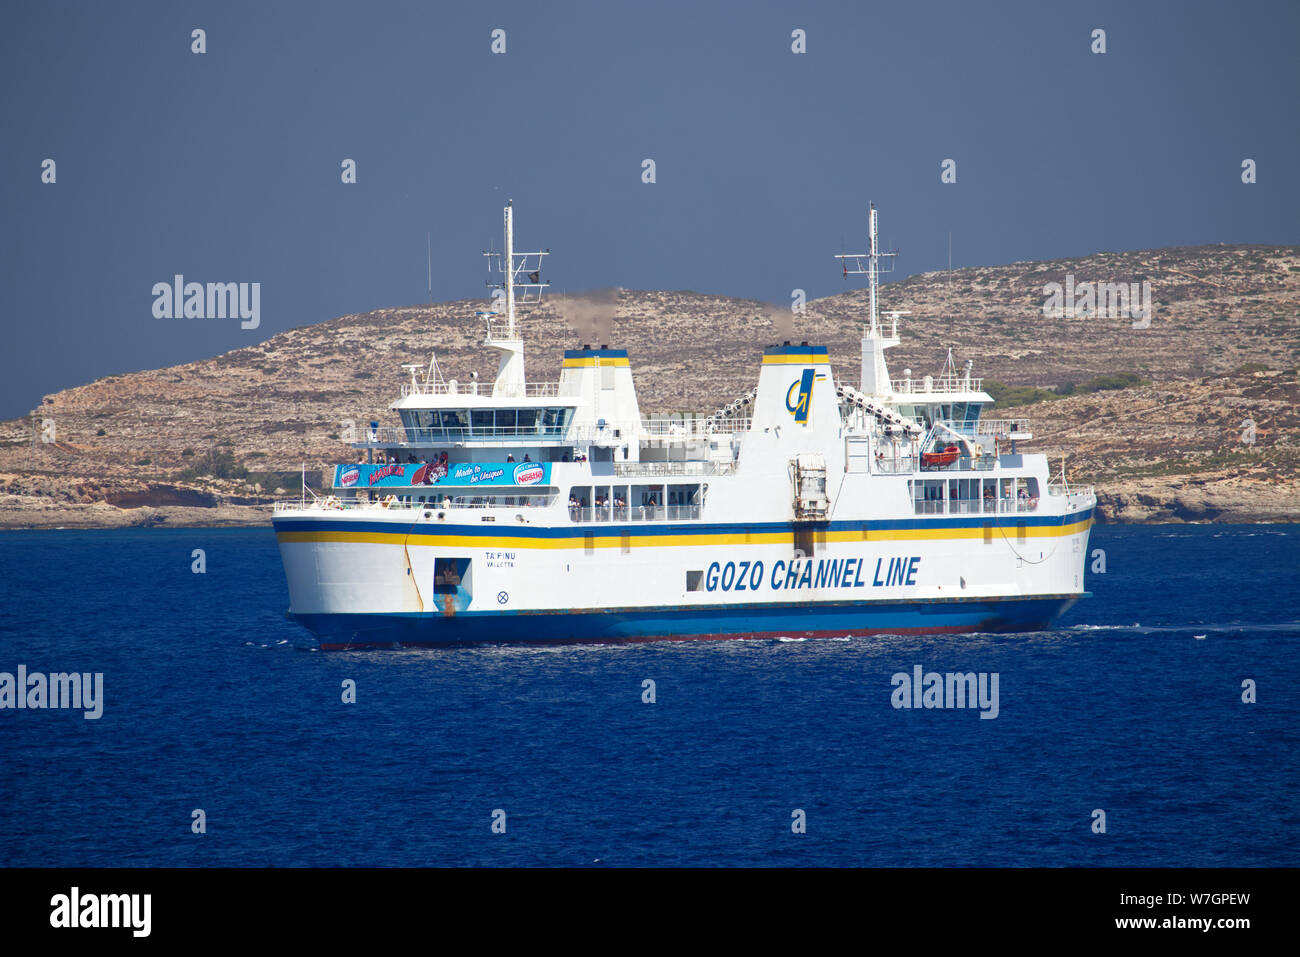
(703, 556), (920, 593)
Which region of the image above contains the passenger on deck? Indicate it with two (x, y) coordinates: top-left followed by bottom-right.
(506, 454), (515, 462)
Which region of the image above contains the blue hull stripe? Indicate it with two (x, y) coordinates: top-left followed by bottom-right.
(292, 593), (1086, 648)
(275, 508), (1094, 539)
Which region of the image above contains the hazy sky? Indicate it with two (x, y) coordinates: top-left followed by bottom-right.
(2, 0), (1296, 419)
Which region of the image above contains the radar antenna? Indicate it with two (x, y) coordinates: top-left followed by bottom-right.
(477, 201), (552, 398)
(482, 200), (550, 341)
(836, 203), (907, 395)
(834, 201), (898, 337)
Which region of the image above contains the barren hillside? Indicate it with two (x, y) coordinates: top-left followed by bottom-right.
(1, 243), (1296, 526)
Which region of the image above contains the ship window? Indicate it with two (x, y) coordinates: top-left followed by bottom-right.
(497, 409), (517, 433)
(433, 558), (466, 594)
(471, 409), (494, 434)
(541, 407), (573, 434)
(441, 410), (468, 434)
(517, 408), (539, 432)
(686, 570), (703, 592)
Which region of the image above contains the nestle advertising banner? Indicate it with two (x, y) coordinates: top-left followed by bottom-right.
(333, 461), (550, 490)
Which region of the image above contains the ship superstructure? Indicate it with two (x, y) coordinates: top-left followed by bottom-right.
(273, 202), (1095, 648)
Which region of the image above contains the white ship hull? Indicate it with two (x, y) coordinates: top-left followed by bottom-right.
(273, 203), (1096, 648)
(274, 483), (1093, 648)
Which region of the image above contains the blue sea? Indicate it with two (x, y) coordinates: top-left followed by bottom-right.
(1, 524), (1296, 867)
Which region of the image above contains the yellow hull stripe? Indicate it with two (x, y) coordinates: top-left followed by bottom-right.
(277, 518), (1092, 550)
(761, 354), (831, 365)
(562, 356), (631, 368)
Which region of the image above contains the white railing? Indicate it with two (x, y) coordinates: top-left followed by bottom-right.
(274, 496), (554, 514)
(878, 452), (1010, 475)
(569, 504), (702, 523)
(892, 375), (983, 394)
(919, 454), (999, 472)
(639, 416), (750, 438)
(613, 461), (735, 477)
(357, 425), (576, 445)
(399, 381), (563, 397)
(913, 497), (1041, 516)
(976, 419), (1031, 436)
(934, 418), (1030, 437)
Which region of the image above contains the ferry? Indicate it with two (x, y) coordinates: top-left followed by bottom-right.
(273, 202), (1095, 649)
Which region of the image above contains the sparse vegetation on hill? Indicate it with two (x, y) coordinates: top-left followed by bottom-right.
(0, 242), (1296, 526)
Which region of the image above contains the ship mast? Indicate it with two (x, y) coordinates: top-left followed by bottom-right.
(867, 203), (880, 336)
(482, 201), (550, 397)
(835, 202), (901, 395)
(503, 202), (517, 338)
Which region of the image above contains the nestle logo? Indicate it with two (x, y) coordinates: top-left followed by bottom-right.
(338, 466), (360, 487)
(513, 463), (544, 485)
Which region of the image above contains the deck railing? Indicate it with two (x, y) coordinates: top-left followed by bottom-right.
(639, 416), (751, 438)
(976, 418), (1031, 436)
(912, 497), (1040, 516)
(355, 425), (626, 445)
(892, 375), (983, 395)
(399, 381), (564, 397)
(568, 504), (701, 523)
(613, 461), (735, 477)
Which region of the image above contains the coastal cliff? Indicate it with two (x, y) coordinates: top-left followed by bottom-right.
(2, 243), (1296, 527)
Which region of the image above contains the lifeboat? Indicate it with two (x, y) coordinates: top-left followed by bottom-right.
(921, 444), (961, 468)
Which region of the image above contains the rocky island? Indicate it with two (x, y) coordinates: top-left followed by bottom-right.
(2, 243), (1296, 528)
